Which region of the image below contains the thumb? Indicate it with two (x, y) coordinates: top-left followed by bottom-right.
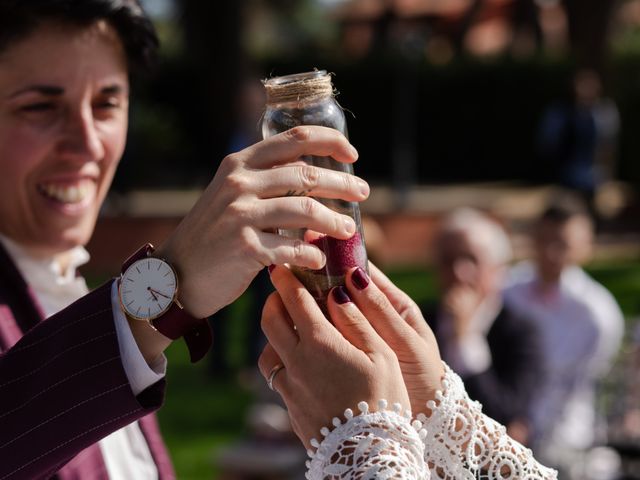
(327, 286), (386, 355)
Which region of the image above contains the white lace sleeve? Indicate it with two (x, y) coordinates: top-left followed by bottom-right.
(306, 400), (430, 480)
(419, 363), (557, 480)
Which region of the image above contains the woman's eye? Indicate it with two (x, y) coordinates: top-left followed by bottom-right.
(21, 102), (55, 112)
(95, 98), (121, 109)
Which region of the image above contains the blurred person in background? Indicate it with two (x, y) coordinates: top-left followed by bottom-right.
(504, 197), (625, 479)
(536, 69), (620, 223)
(0, 0), (369, 478)
(422, 208), (544, 445)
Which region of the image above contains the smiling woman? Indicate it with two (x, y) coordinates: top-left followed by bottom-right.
(0, 20), (129, 260)
(0, 1), (371, 479)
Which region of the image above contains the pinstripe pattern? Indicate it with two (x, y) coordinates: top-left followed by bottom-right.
(0, 245), (175, 479)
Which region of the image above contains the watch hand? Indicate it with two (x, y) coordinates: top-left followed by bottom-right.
(149, 288), (172, 300)
(147, 287), (159, 301)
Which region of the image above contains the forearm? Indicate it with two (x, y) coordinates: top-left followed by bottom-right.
(124, 314), (172, 365)
(0, 282), (165, 479)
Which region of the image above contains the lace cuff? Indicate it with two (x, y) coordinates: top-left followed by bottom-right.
(418, 363), (557, 480)
(306, 400), (430, 480)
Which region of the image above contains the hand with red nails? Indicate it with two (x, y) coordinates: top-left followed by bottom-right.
(156, 126), (368, 319)
(258, 268), (559, 480)
(258, 265), (410, 449)
(347, 263), (445, 416)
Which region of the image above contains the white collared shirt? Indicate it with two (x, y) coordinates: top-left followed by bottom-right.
(0, 234), (164, 480)
(505, 261), (624, 454)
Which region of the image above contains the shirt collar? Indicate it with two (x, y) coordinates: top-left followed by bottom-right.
(0, 233), (90, 286)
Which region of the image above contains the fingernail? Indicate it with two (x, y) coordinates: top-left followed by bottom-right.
(352, 267), (370, 290)
(344, 217), (356, 235)
(350, 144), (359, 159)
(332, 286), (351, 305)
(268, 264), (276, 274)
(358, 179), (370, 197)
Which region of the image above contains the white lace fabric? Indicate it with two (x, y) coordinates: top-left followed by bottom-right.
(419, 364), (557, 480)
(306, 400), (429, 479)
(306, 364), (557, 480)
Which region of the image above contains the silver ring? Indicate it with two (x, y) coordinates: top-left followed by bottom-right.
(267, 363), (285, 391)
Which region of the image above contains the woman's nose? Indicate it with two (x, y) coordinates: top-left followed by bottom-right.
(57, 108), (104, 163)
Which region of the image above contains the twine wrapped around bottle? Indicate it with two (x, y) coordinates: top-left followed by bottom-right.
(263, 71), (335, 105)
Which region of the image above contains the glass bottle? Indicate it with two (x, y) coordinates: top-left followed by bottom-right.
(262, 70), (368, 312)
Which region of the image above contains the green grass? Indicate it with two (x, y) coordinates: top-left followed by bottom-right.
(586, 262), (640, 319)
(159, 340), (253, 479)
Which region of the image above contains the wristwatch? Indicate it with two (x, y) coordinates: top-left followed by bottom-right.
(119, 243), (212, 362)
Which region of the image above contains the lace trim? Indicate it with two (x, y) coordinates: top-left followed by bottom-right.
(306, 400), (430, 480)
(418, 363), (558, 480)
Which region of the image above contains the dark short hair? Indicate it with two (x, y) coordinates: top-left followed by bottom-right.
(539, 195), (591, 225)
(0, 0), (159, 74)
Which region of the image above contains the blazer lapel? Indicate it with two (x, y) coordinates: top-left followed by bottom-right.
(0, 242), (44, 349)
(138, 414), (176, 480)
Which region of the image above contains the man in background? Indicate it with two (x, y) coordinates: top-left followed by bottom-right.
(505, 198), (624, 478)
(423, 208), (544, 445)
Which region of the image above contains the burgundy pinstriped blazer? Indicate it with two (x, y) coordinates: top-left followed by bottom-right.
(0, 243), (175, 479)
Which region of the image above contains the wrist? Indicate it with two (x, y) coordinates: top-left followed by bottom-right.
(125, 313), (172, 365)
(119, 243), (212, 362)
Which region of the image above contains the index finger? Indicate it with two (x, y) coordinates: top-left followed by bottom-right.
(244, 126), (358, 169)
(368, 263), (434, 340)
(269, 265), (332, 339)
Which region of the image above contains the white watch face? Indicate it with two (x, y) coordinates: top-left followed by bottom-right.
(120, 258), (178, 320)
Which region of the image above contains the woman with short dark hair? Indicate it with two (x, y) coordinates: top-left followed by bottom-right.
(0, 1), (367, 477)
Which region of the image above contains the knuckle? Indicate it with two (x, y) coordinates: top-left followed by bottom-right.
(221, 153), (242, 171)
(286, 126), (310, 142)
(225, 173), (250, 195)
(299, 197), (316, 217)
(298, 165), (320, 191)
(224, 201), (249, 222)
(402, 302), (422, 321)
(238, 226), (261, 257)
(341, 173), (355, 192)
(291, 239), (306, 262)
(372, 348), (395, 365)
(368, 290), (390, 313)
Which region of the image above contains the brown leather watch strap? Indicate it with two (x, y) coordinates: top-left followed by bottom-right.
(151, 302), (212, 363)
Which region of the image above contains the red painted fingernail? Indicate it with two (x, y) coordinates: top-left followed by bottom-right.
(332, 286), (351, 305)
(268, 265), (276, 274)
(352, 267), (370, 290)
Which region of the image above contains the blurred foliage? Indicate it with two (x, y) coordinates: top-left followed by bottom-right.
(587, 261), (640, 319)
(159, 340), (253, 480)
(116, 1), (640, 191)
(611, 48), (640, 187)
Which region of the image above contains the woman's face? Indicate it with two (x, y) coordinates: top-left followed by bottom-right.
(0, 21), (129, 256)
